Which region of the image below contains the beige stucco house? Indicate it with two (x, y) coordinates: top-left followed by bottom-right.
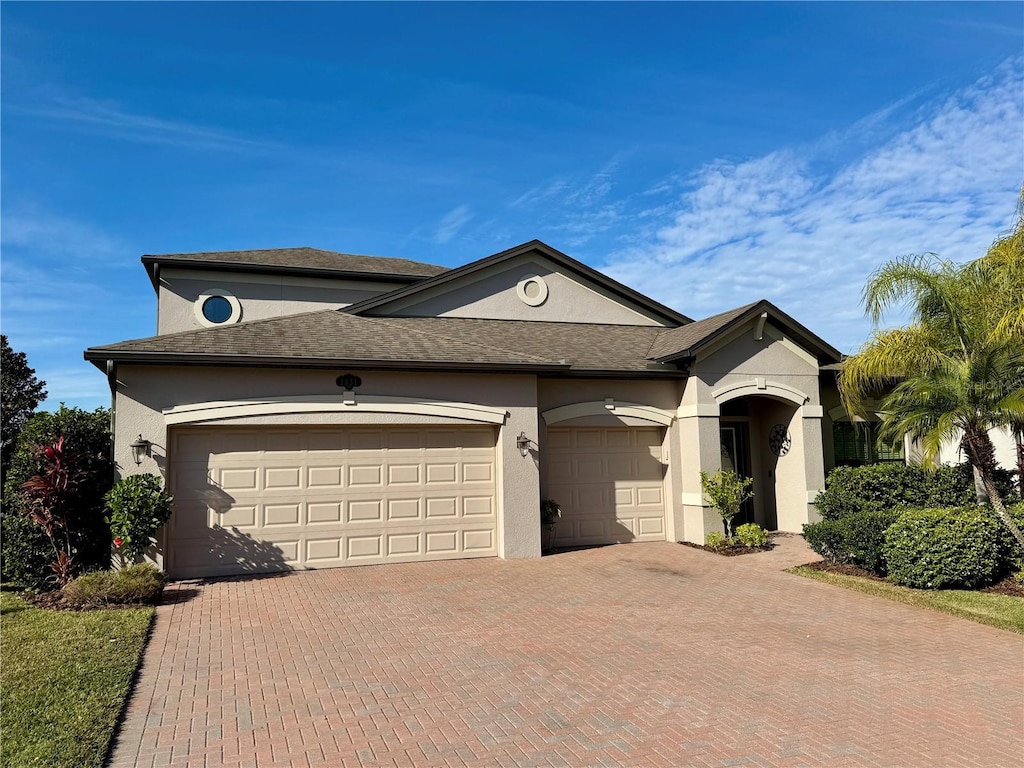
(86, 240), (854, 579)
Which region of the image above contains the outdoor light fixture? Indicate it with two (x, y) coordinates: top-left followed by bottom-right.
(129, 434), (152, 465)
(516, 432), (531, 457)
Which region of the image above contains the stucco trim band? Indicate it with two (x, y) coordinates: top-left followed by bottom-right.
(712, 379), (810, 406)
(541, 400), (675, 426)
(676, 403), (720, 419)
(164, 395), (510, 426)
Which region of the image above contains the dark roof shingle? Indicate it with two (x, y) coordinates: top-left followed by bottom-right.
(144, 247), (447, 278)
(647, 303), (760, 360)
(85, 312), (677, 373)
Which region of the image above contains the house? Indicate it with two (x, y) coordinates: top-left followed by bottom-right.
(86, 240), (856, 579)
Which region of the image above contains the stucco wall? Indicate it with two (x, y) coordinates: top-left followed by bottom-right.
(156, 268), (396, 334)
(374, 257), (668, 326)
(113, 365), (542, 563)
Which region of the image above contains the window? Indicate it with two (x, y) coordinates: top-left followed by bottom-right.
(832, 421), (903, 466)
(193, 289), (242, 327)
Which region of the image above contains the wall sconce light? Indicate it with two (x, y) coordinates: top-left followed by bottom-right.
(516, 432), (531, 457)
(129, 435), (152, 465)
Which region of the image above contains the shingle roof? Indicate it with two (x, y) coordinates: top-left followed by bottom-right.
(85, 310), (564, 369)
(379, 317), (666, 372)
(143, 247), (447, 278)
(646, 303), (760, 360)
(84, 311), (679, 374)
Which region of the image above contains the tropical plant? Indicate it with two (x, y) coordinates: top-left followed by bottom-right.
(20, 438), (83, 585)
(104, 474), (174, 566)
(1, 406), (113, 588)
(540, 498), (562, 528)
(700, 469), (754, 537)
(839, 201), (1024, 550)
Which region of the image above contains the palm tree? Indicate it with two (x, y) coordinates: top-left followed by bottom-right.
(839, 242), (1024, 550)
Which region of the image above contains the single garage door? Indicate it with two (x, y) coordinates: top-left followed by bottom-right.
(546, 426), (667, 546)
(167, 425), (497, 578)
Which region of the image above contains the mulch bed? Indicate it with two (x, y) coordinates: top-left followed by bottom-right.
(801, 560), (1024, 597)
(679, 541), (774, 556)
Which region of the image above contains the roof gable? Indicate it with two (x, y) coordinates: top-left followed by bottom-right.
(345, 240), (693, 327)
(648, 300), (842, 365)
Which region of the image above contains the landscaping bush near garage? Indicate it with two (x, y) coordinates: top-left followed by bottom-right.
(62, 564), (166, 609)
(0, 406), (113, 589)
(812, 462), (1019, 521)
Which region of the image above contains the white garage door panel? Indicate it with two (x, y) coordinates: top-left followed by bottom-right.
(168, 426), (497, 578)
(546, 426), (667, 546)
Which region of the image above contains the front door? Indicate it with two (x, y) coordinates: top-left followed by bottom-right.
(719, 424), (754, 530)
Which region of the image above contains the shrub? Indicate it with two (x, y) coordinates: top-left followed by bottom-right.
(993, 502), (1024, 576)
(884, 507), (1003, 589)
(105, 474), (174, 565)
(1, 406), (112, 588)
(813, 462), (1019, 521)
(734, 523), (769, 548)
(61, 564), (166, 608)
(802, 519), (850, 565)
(705, 531), (728, 550)
(802, 509), (899, 574)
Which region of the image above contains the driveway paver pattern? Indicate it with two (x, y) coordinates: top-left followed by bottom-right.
(110, 537), (1024, 767)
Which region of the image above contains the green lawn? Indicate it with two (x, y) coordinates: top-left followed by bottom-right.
(791, 566), (1024, 634)
(0, 591), (154, 768)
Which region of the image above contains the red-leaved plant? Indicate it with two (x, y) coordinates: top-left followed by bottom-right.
(21, 436), (83, 586)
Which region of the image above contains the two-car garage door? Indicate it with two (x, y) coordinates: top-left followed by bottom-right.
(167, 426), (497, 578)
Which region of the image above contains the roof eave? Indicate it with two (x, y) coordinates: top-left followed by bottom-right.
(141, 256), (437, 288)
(83, 349), (572, 374)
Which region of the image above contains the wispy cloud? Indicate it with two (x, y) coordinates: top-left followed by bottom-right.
(435, 204), (474, 244)
(8, 95), (280, 152)
(600, 59), (1023, 354)
(1, 209), (128, 262)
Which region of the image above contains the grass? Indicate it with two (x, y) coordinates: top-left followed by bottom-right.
(791, 566), (1024, 634)
(0, 590), (154, 768)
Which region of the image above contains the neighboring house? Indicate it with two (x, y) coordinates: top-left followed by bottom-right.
(87, 240), (859, 578)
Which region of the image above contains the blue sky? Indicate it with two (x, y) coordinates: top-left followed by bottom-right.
(2, 2), (1022, 411)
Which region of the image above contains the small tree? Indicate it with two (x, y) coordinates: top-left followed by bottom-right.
(1, 335), (47, 488)
(701, 469), (754, 537)
(105, 474), (174, 567)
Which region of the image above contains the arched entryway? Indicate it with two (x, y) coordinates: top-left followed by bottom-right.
(717, 395), (802, 531)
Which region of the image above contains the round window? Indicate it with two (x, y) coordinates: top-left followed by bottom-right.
(193, 289), (241, 327)
(202, 295), (233, 324)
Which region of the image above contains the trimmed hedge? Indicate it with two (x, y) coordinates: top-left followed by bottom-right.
(813, 462), (1019, 521)
(802, 510), (899, 574)
(883, 507), (1004, 589)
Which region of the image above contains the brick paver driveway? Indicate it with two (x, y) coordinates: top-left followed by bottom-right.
(110, 537), (1023, 767)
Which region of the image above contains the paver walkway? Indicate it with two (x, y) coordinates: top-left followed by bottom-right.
(110, 537), (1024, 767)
